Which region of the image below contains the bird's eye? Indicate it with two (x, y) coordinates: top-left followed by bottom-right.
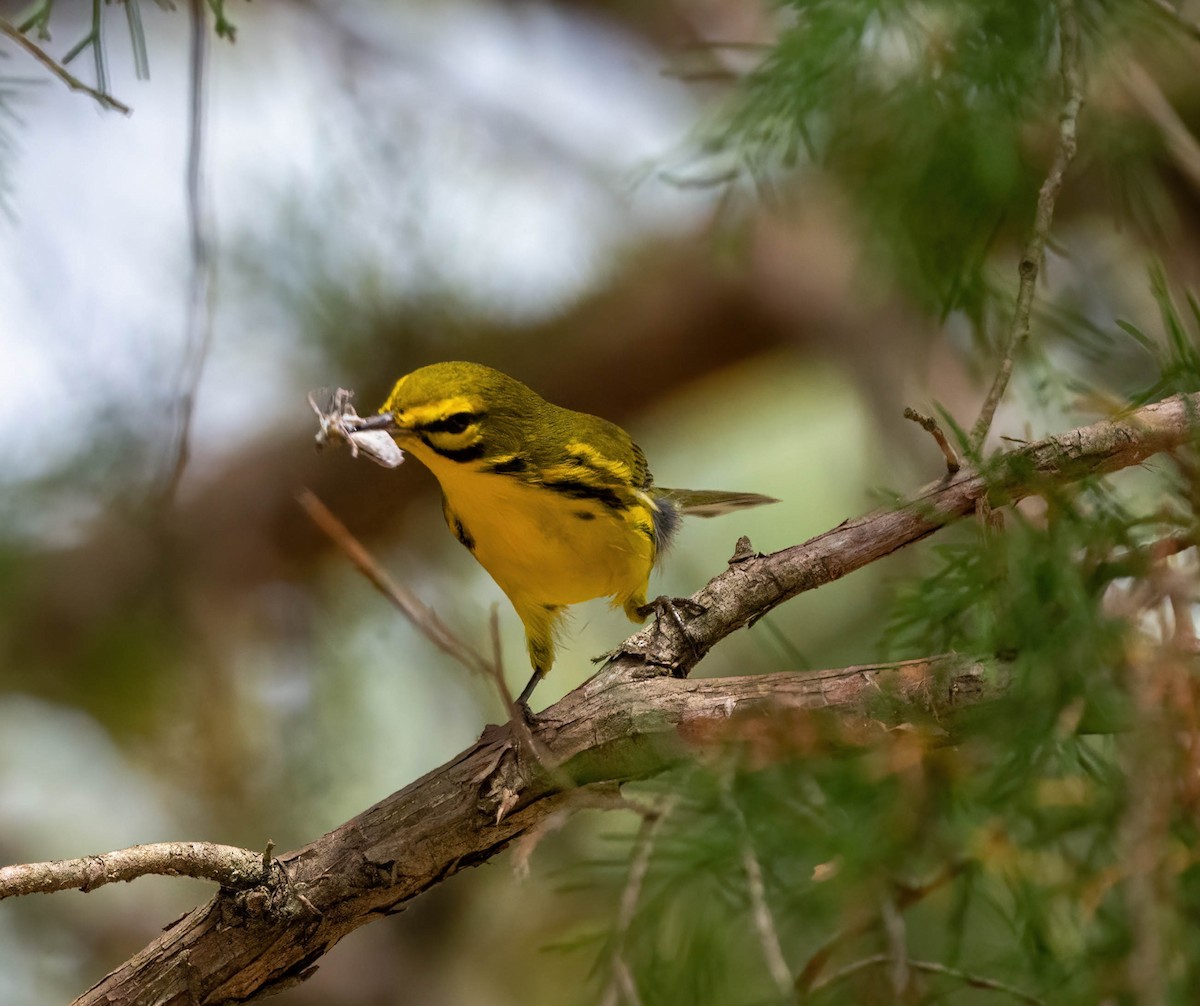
(425, 412), (476, 435)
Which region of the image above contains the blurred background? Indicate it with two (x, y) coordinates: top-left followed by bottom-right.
(0, 0), (1197, 1003)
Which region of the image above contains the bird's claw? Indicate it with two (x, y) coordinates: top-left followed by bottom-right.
(637, 595), (707, 669)
(636, 595), (706, 621)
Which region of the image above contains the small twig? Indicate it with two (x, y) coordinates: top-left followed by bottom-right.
(1142, 0), (1200, 43)
(807, 954), (1045, 1004)
(160, 0), (215, 505)
(1096, 533), (1197, 580)
(904, 407), (962, 474)
(608, 958), (643, 1006)
(0, 842), (268, 900)
(881, 896), (910, 997)
(657, 167), (741, 190)
(510, 784), (631, 880)
(1125, 61), (1200, 195)
(796, 861), (965, 993)
(125, 0), (151, 81)
(721, 778), (792, 997)
(1116, 545), (1196, 1002)
(297, 490), (570, 786)
(600, 798), (677, 1006)
(17, 0), (53, 38)
(0, 15), (131, 114)
(1169, 582), (1198, 650)
(65, 0), (108, 98)
(487, 605), (511, 705)
(970, 0), (1083, 451)
(297, 490), (498, 682)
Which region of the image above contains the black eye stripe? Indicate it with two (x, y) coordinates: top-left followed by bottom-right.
(419, 411), (481, 435)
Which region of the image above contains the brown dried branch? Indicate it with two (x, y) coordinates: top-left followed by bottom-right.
(159, 0), (215, 506)
(722, 780), (793, 996)
(904, 407), (961, 474)
(297, 489), (501, 685)
(625, 393), (1198, 679)
(510, 784), (631, 880)
(1143, 0), (1200, 44)
(297, 490), (566, 784)
(970, 0), (1083, 451)
(807, 954), (1045, 1004)
(1097, 532), (1197, 580)
(57, 392), (1200, 1005)
(69, 656), (988, 1006)
(599, 797), (677, 1006)
(0, 843), (268, 901)
(795, 860), (966, 993)
(1125, 62), (1200, 196)
(0, 15), (132, 114)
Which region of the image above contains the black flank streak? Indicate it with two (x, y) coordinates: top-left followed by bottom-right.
(574, 511), (596, 521)
(543, 479), (627, 512)
(451, 517), (475, 552)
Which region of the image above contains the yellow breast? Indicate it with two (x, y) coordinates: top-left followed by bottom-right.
(410, 442), (656, 612)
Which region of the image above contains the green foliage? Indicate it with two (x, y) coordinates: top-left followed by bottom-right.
(714, 0), (1176, 320)
(206, 0), (240, 43)
(554, 2), (1200, 997)
(1121, 264), (1200, 404)
(720, 0), (1055, 315)
(567, 465), (1200, 1002)
(8, 0), (243, 94)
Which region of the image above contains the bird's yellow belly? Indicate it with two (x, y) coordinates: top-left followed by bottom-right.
(438, 467), (653, 610)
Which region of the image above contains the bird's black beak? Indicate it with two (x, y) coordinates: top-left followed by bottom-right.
(351, 412), (397, 431)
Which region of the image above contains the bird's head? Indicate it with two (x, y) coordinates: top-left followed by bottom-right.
(375, 361), (544, 465)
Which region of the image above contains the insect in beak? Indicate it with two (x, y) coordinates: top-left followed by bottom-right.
(309, 390), (405, 468)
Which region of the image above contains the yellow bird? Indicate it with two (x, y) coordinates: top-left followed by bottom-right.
(366, 362), (777, 706)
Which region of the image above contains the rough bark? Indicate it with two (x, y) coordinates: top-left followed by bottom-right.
(71, 392), (1199, 1005)
(74, 658), (987, 1005)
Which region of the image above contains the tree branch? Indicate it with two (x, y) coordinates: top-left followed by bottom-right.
(970, 0), (1083, 451)
(47, 391), (1200, 1005)
(1143, 0), (1200, 45)
(1125, 61), (1200, 196)
(599, 797), (675, 1006)
(69, 656), (988, 1006)
(0, 843), (269, 900)
(159, 0), (215, 505)
(0, 15), (132, 115)
(626, 392), (1197, 680)
(904, 406), (961, 474)
(806, 954), (1045, 1004)
(724, 780), (793, 996)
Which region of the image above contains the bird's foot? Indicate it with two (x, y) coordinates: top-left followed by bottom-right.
(635, 596), (706, 621)
(636, 596), (707, 672)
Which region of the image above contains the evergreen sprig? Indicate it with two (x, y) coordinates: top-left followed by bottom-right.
(715, 0), (1181, 320)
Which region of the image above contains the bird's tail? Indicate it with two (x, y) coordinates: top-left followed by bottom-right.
(655, 488), (780, 519)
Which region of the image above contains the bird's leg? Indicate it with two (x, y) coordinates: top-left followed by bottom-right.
(635, 596), (708, 672)
(516, 668), (543, 710)
(513, 607), (558, 720)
